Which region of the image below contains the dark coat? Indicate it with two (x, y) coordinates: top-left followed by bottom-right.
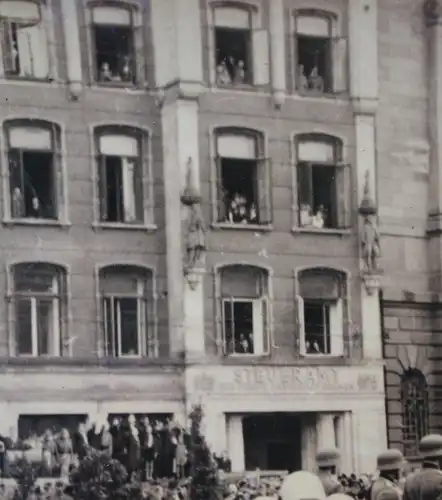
(124, 427), (141, 471)
(403, 462), (442, 500)
(110, 425), (126, 463)
(72, 431), (88, 459)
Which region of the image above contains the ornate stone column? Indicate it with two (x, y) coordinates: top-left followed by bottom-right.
(226, 415), (245, 472)
(316, 413), (336, 451)
(349, 0), (383, 360)
(424, 0), (442, 293)
(269, 0), (286, 107)
(60, 0), (83, 99)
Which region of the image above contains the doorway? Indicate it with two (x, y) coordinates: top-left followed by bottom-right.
(242, 413), (302, 472)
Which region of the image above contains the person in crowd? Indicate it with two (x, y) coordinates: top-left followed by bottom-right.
(41, 429), (58, 477)
(100, 420), (113, 457)
(140, 416), (158, 481)
(370, 449), (405, 500)
(72, 421), (89, 460)
(315, 448), (344, 495)
(403, 434), (442, 500)
(110, 417), (126, 466)
(174, 428), (188, 479)
(125, 414), (141, 481)
(56, 428), (74, 479)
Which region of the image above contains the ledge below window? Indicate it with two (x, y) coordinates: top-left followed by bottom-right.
(92, 222), (157, 232)
(291, 90), (350, 102)
(212, 222), (273, 232)
(88, 83), (148, 94)
(291, 226), (351, 236)
(3, 218), (71, 228)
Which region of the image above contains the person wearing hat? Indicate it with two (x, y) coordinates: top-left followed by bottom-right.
(316, 448), (344, 495)
(403, 434), (442, 500)
(369, 449), (405, 500)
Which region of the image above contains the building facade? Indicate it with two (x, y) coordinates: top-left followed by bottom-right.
(381, 0), (442, 460)
(0, 0), (388, 474)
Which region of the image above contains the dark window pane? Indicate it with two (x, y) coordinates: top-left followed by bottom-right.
(16, 298), (33, 355)
(119, 297), (139, 356)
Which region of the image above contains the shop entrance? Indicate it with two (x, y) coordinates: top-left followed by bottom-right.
(243, 413), (303, 472)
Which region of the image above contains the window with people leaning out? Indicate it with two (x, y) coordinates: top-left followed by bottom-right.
(294, 11), (347, 95)
(219, 265), (270, 356)
(212, 5), (269, 88)
(215, 129), (271, 226)
(90, 5), (137, 85)
(0, 0), (52, 80)
(296, 134), (351, 230)
(7, 120), (61, 221)
(296, 268), (346, 356)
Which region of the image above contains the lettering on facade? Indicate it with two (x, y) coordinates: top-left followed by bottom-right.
(191, 367), (381, 395)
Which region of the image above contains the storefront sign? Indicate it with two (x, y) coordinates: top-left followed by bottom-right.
(191, 365), (381, 395)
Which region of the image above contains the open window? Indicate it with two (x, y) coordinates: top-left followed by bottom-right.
(296, 268), (347, 356)
(6, 120), (61, 221)
(90, 4), (136, 84)
(401, 369), (429, 457)
(211, 4), (269, 87)
(218, 264), (270, 356)
(296, 134), (351, 230)
(294, 10), (347, 95)
(99, 265), (157, 358)
(214, 129), (271, 226)
(95, 127), (149, 225)
(0, 0), (51, 80)
(11, 263), (66, 357)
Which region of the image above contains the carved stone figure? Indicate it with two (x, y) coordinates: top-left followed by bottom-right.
(185, 203), (206, 272)
(361, 214), (381, 272)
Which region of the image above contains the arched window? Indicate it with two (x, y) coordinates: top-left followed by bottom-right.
(217, 264), (270, 356)
(0, 0), (52, 80)
(10, 262), (67, 357)
(210, 2), (269, 87)
(401, 369), (429, 457)
(98, 265), (157, 358)
(94, 126), (152, 225)
(293, 9), (347, 94)
(296, 267), (348, 356)
(213, 128), (271, 226)
(5, 119), (62, 221)
(295, 134), (351, 230)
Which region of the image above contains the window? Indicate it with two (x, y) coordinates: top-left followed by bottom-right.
(211, 4), (269, 87)
(95, 127), (151, 225)
(99, 265), (157, 358)
(11, 263), (66, 357)
(6, 120), (61, 221)
(401, 369), (429, 457)
(218, 264), (270, 356)
(296, 268), (347, 356)
(214, 129), (271, 226)
(90, 4), (136, 84)
(0, 0), (52, 80)
(296, 135), (351, 230)
(293, 11), (347, 94)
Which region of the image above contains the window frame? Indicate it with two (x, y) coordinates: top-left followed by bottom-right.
(8, 262), (67, 358)
(401, 369), (430, 457)
(3, 119), (66, 225)
(206, 0), (270, 90)
(0, 0), (57, 82)
(295, 267), (349, 358)
(98, 264), (158, 359)
(290, 8), (348, 97)
(85, 0), (146, 89)
(214, 263), (273, 357)
(93, 125), (154, 229)
(292, 133), (351, 232)
(211, 127), (272, 229)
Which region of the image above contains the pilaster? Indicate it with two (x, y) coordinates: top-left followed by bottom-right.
(60, 0), (83, 100)
(226, 415), (245, 472)
(269, 0), (286, 107)
(349, 0), (382, 361)
(301, 414), (317, 471)
(316, 413), (336, 451)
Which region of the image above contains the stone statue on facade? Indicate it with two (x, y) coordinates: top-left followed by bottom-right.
(359, 170), (381, 273)
(181, 157), (206, 275)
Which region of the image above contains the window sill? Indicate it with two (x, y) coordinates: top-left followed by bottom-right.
(292, 226), (351, 236)
(300, 353), (344, 359)
(0, 76), (61, 87)
(89, 83), (148, 93)
(294, 89), (350, 101)
(3, 218), (71, 228)
(92, 222), (157, 232)
(210, 86), (269, 95)
(212, 222), (272, 232)
(223, 353), (271, 362)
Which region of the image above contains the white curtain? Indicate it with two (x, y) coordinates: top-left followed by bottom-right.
(16, 23), (49, 79)
(122, 158), (136, 222)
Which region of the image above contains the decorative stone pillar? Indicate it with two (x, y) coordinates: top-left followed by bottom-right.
(60, 0), (83, 99)
(227, 415), (245, 472)
(316, 414), (336, 451)
(424, 0), (442, 293)
(269, 0), (286, 108)
(349, 0), (383, 361)
(301, 414), (317, 471)
(204, 410), (226, 457)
